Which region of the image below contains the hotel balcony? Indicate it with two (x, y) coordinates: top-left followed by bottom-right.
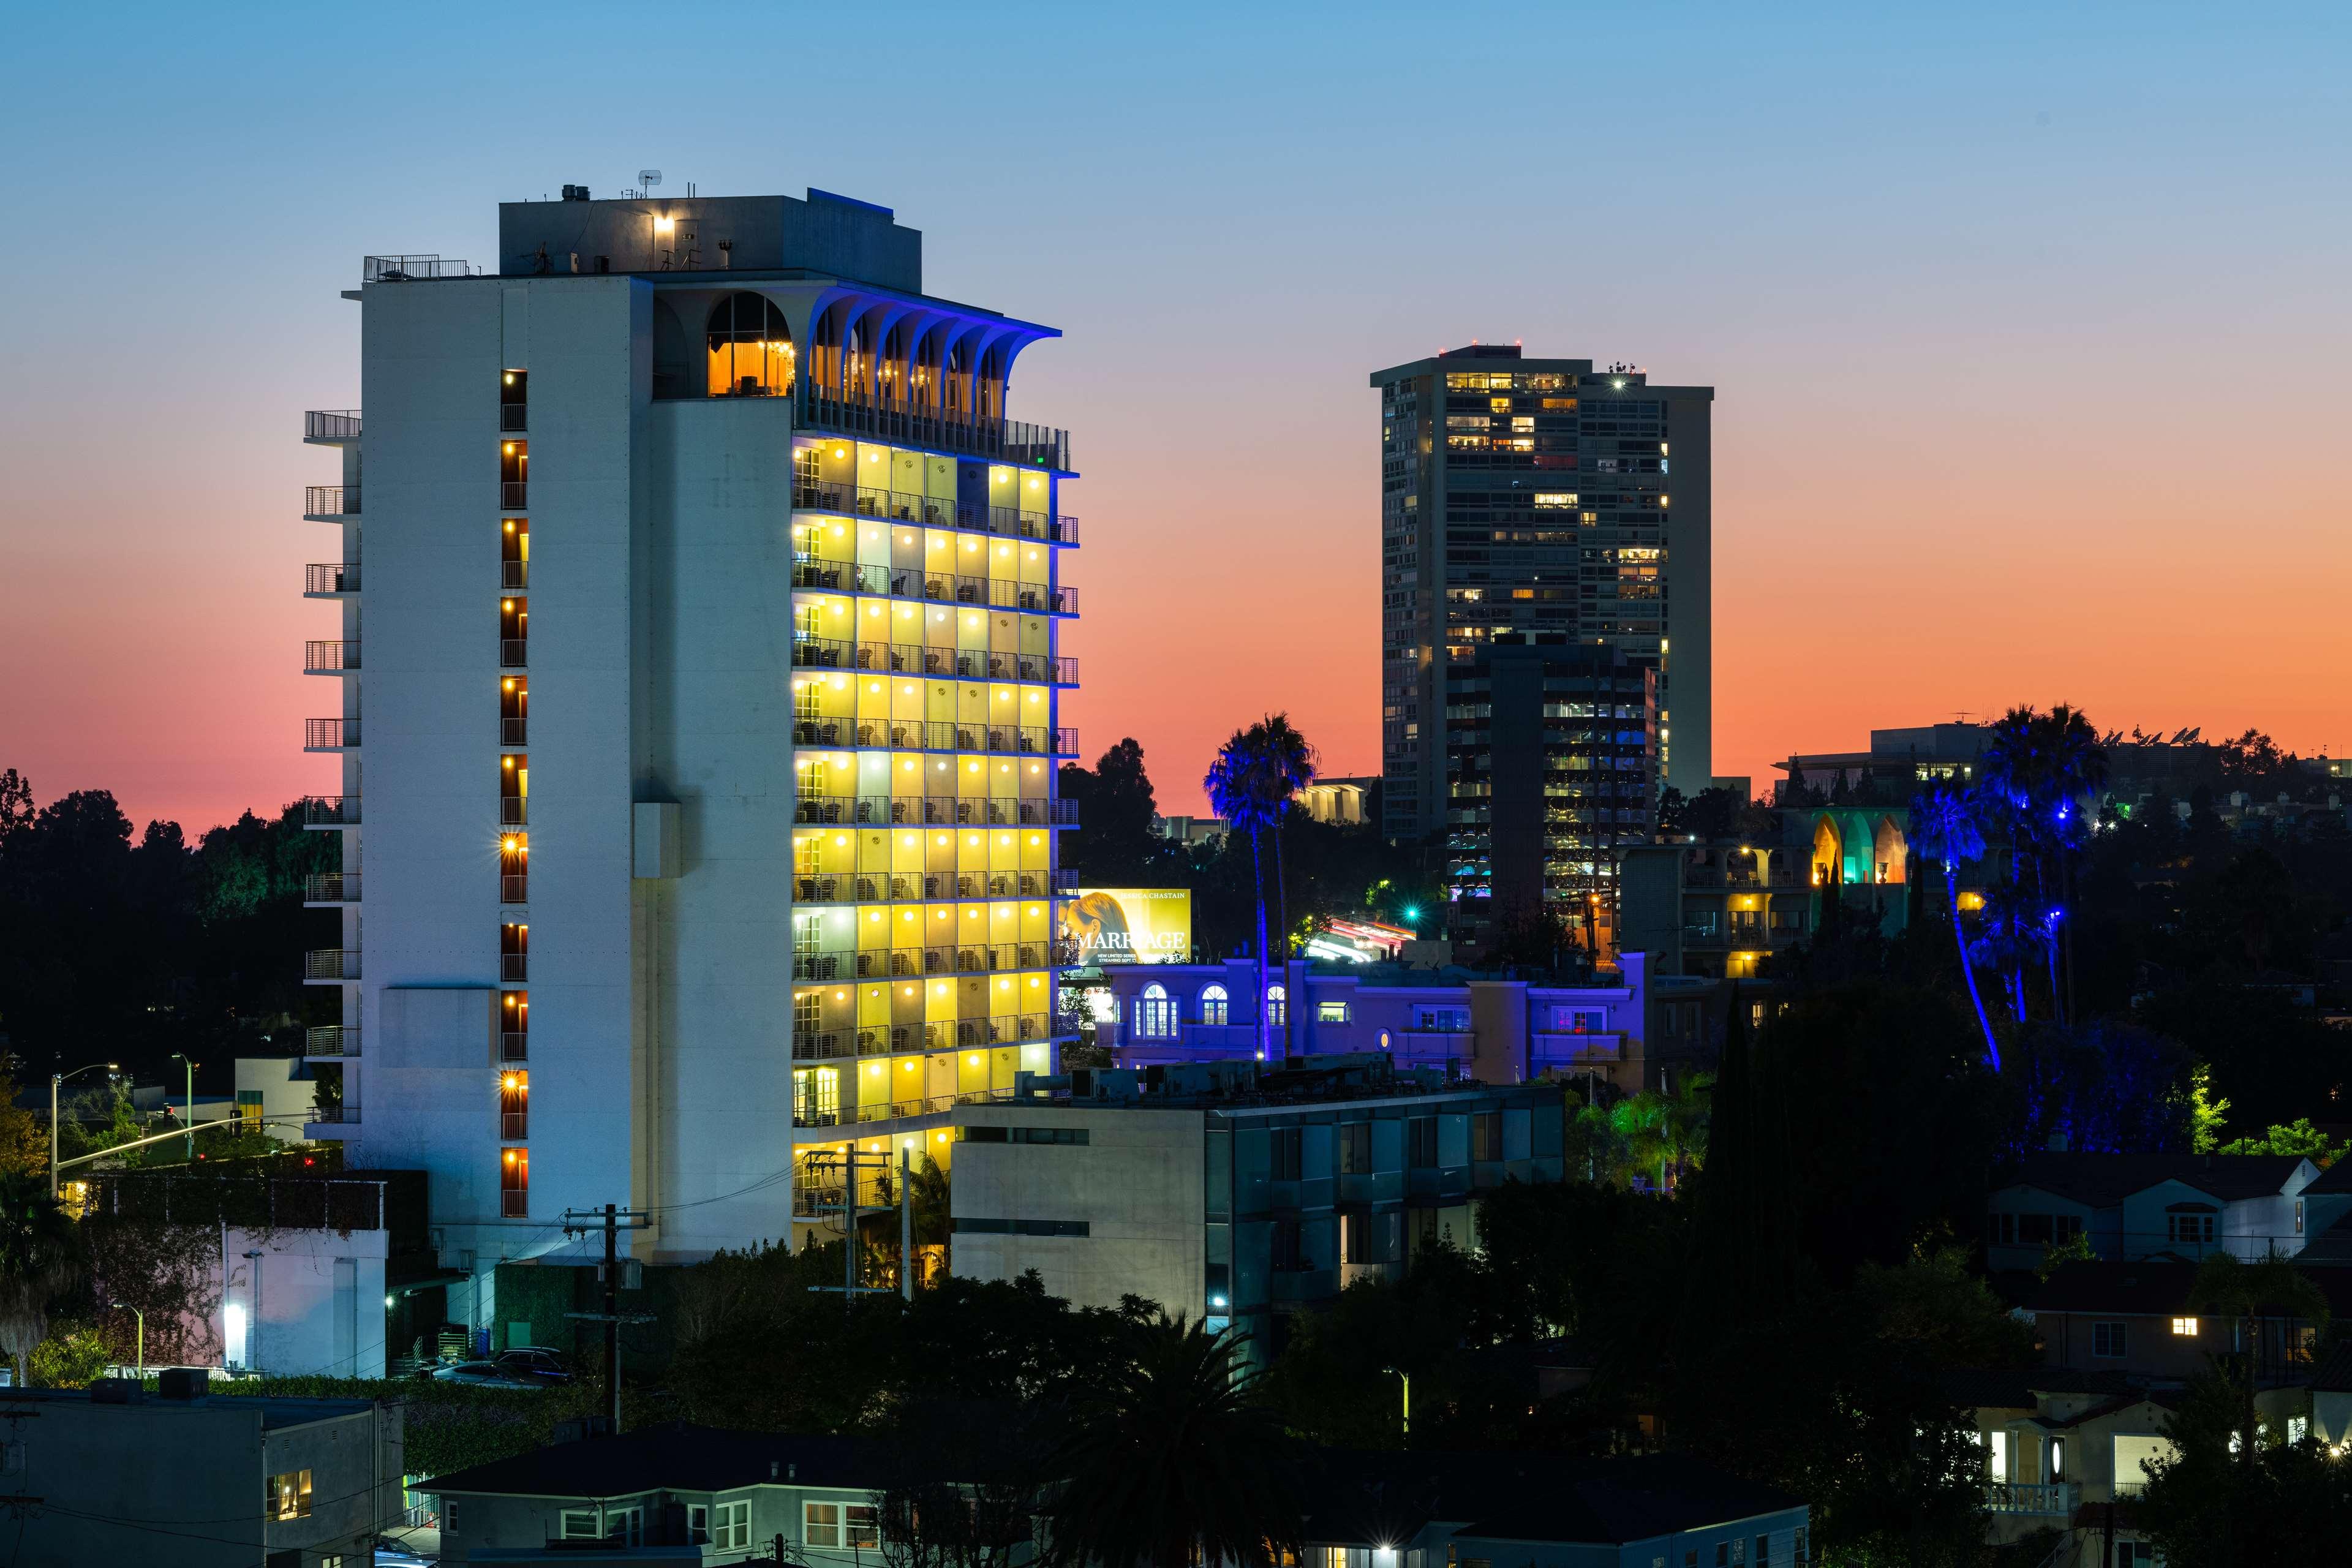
(501, 1032), (527, 1063)
(304, 873), (360, 906)
(501, 1111), (528, 1142)
(304, 486), (359, 519)
(502, 715), (527, 745)
(305, 1103), (360, 1127)
(502, 559), (529, 590)
(792, 793), (1077, 827)
(304, 948), (360, 982)
(304, 1025), (359, 1058)
(304, 561), (360, 596)
(499, 638), (529, 668)
(304, 718), (359, 752)
(300, 795), (359, 827)
(791, 942), (1073, 985)
(791, 482), (1080, 546)
(501, 953), (528, 982)
(789, 719), (1076, 758)
(502, 482), (526, 510)
(1532, 1031), (1622, 1067)
(789, 637), (1077, 685)
(794, 870), (1068, 904)
(304, 409), (362, 444)
(304, 641), (359, 674)
(793, 386), (1070, 473)
(500, 875), (529, 905)
(500, 797), (527, 826)
(793, 1014), (1061, 1065)
(788, 562), (1079, 616)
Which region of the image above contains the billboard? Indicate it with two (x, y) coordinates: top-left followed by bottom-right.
(1062, 888), (1193, 965)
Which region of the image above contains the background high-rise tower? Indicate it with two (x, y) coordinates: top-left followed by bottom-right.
(1370, 346), (1712, 954)
(301, 189), (1078, 1288)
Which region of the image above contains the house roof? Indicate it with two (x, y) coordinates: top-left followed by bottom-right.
(2028, 1260), (2352, 1317)
(423, 1425), (891, 1499)
(1453, 1456), (1804, 1545)
(1999, 1153), (2310, 1209)
(2300, 1159), (2352, 1195)
(1943, 1366), (2138, 1410)
(2310, 1341), (2352, 1394)
(1300, 1451), (1800, 1547)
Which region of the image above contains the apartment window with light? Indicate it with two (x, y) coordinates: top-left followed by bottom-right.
(1200, 984), (1228, 1025)
(266, 1469), (311, 1521)
(1266, 985), (1287, 1025)
(1317, 1001), (1350, 1024)
(500, 1147), (529, 1218)
(794, 992), (823, 1036)
(2170, 1316), (2199, 1337)
(1134, 983), (1175, 1039)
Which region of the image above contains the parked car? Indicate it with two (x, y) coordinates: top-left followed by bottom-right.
(372, 1536), (433, 1567)
(494, 1346), (572, 1385)
(430, 1360), (541, 1390)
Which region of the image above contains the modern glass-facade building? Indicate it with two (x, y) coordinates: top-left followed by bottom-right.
(1370, 344), (1711, 954)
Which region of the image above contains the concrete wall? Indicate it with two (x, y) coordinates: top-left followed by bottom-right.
(948, 1106), (1205, 1314)
(222, 1225), (390, 1379)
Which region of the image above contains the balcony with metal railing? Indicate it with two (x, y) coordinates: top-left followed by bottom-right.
(502, 560), (529, 590)
(501, 1111), (528, 1141)
(793, 385), (1070, 472)
(502, 715), (527, 745)
(791, 482), (1079, 546)
(788, 562), (1080, 617)
(304, 409), (363, 443)
(791, 793), (1078, 828)
(789, 638), (1077, 685)
(793, 870), (1071, 904)
(789, 719), (1076, 758)
(305, 486), (359, 519)
(304, 561), (360, 595)
(304, 641), (359, 674)
(1985, 1482), (2078, 1515)
(502, 1031), (527, 1062)
(500, 797), (527, 827)
(304, 718), (358, 752)
(499, 638), (528, 668)
(306, 1102), (361, 1126)
(501, 953), (528, 982)
(301, 795), (359, 827)
(304, 949), (360, 982)
(500, 875), (529, 905)
(502, 482), (526, 510)
(303, 1025), (358, 1058)
(304, 873), (360, 906)
(793, 942), (1074, 984)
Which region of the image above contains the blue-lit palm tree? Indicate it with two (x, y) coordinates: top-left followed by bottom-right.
(1254, 714), (1318, 962)
(1910, 782), (1999, 1071)
(1205, 732), (1276, 1060)
(1979, 704), (2108, 1027)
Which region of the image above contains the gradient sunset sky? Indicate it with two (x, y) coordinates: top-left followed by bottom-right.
(4, 2), (2347, 834)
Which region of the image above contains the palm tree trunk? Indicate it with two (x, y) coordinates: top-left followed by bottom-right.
(1273, 809), (1290, 970)
(1251, 825), (1270, 1062)
(1948, 864), (2000, 1071)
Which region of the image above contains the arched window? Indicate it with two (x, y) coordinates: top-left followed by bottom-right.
(1135, 982), (1175, 1039)
(1265, 984), (1287, 1027)
(1200, 984), (1229, 1027)
(706, 293), (793, 398)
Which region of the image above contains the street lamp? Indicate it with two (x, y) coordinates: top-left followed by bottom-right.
(170, 1054), (198, 1159)
(107, 1301), (145, 1374)
(50, 1061), (119, 1198)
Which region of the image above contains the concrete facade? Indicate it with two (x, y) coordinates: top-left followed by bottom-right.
(946, 1062), (1565, 1349)
(301, 189), (1076, 1283)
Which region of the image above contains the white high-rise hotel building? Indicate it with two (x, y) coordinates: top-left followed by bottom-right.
(301, 189), (1078, 1273)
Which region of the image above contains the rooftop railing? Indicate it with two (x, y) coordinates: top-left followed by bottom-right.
(795, 385), (1069, 472)
(364, 255), (481, 282)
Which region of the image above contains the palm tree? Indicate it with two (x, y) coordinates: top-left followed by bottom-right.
(1205, 733), (1276, 1060)
(2186, 1248), (2331, 1469)
(1978, 705), (2108, 1027)
(1049, 1316), (1304, 1568)
(1911, 782), (1999, 1071)
(0, 1174), (87, 1387)
(1251, 715), (1319, 963)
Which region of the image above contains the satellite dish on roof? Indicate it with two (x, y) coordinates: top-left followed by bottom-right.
(640, 169), (663, 189)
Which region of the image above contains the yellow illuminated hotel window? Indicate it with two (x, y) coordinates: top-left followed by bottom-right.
(706, 293), (795, 397)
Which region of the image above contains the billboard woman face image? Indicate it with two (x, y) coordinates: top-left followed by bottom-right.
(1066, 891), (1134, 960)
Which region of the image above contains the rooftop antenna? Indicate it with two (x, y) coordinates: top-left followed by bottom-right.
(641, 168), (663, 195)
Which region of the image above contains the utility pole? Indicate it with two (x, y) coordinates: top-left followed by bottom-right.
(900, 1147), (914, 1301)
(560, 1206), (652, 1433)
(807, 1148), (895, 1314)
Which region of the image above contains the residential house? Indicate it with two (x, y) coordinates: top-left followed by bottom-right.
(1985, 1153), (2320, 1274)
(0, 1371), (403, 1568)
(1954, 1367), (2184, 1562)
(1301, 1449), (1809, 1568)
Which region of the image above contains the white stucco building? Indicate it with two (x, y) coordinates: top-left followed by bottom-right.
(300, 188), (1077, 1278)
